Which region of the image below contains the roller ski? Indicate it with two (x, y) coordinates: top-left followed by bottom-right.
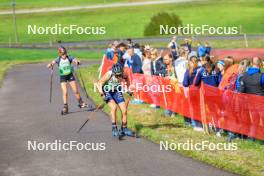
(119, 126), (138, 138)
(61, 104), (69, 115)
(112, 124), (122, 140)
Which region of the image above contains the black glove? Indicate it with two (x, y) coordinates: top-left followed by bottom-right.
(101, 93), (107, 101)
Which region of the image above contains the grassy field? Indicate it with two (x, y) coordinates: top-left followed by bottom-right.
(0, 48), (102, 85)
(79, 64), (264, 176)
(0, 0), (263, 44)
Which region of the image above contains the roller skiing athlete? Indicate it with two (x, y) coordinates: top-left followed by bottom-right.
(47, 46), (88, 115)
(97, 64), (137, 139)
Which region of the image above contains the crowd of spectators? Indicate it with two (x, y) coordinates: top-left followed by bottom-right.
(104, 37), (264, 142)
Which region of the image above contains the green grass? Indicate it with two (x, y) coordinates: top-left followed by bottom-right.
(0, 0), (263, 44)
(0, 48), (102, 85)
(0, 48), (103, 61)
(80, 64), (264, 176)
(0, 0), (153, 10)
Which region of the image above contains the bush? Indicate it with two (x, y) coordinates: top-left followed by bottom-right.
(144, 12), (182, 36)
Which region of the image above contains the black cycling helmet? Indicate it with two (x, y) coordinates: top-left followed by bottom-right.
(112, 64), (123, 76)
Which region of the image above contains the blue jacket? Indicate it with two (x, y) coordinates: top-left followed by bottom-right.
(197, 46), (206, 57)
(246, 67), (264, 86)
(239, 67), (264, 96)
(235, 74), (243, 91)
(218, 72), (223, 84)
(205, 46), (211, 55)
(129, 54), (143, 74)
(194, 67), (220, 87)
(106, 49), (114, 60)
(152, 57), (167, 76)
(183, 66), (202, 87)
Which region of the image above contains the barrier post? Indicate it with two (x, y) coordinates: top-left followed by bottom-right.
(200, 82), (209, 134)
(159, 75), (168, 111)
(98, 55), (106, 78)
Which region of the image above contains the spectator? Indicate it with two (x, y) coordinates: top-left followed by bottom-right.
(227, 59), (251, 142)
(153, 50), (167, 76)
(183, 55), (203, 131)
(106, 42), (117, 61)
(183, 56), (202, 87)
(235, 59), (251, 91)
(197, 42), (206, 58)
(195, 62), (219, 87)
(161, 49), (175, 117)
(205, 42), (211, 56)
(194, 62), (222, 135)
(125, 48), (144, 105)
(116, 42), (127, 66)
(168, 36), (178, 60)
(125, 48), (143, 74)
(142, 48), (152, 76)
(126, 38), (134, 48)
(150, 49), (159, 75)
(220, 57), (248, 91)
(149, 48), (161, 109)
(163, 50), (175, 79)
(133, 43), (143, 59)
(183, 38), (192, 53)
(216, 60), (225, 83)
(174, 48), (188, 84)
(239, 57), (264, 96)
(239, 57), (264, 142)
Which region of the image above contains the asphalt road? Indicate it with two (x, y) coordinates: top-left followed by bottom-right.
(0, 61), (237, 176)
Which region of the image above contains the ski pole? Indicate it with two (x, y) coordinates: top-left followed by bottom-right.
(76, 64), (89, 99)
(49, 66), (53, 104)
(76, 102), (106, 133)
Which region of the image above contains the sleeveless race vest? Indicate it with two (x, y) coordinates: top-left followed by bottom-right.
(58, 58), (73, 76)
(103, 71), (121, 91)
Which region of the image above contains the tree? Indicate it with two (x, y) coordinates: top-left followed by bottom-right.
(144, 12), (182, 36)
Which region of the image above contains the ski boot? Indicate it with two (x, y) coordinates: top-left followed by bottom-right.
(120, 126), (136, 137)
(112, 123), (119, 137)
(61, 104), (68, 115)
(78, 99), (94, 111)
(78, 99), (88, 108)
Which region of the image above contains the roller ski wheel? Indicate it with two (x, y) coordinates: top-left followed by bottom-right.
(61, 104), (68, 115)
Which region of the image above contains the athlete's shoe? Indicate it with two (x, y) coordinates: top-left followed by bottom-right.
(78, 102), (88, 108)
(120, 127), (135, 137)
(112, 125), (119, 137)
(227, 132), (237, 142)
(130, 99), (144, 105)
(61, 104), (68, 115)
